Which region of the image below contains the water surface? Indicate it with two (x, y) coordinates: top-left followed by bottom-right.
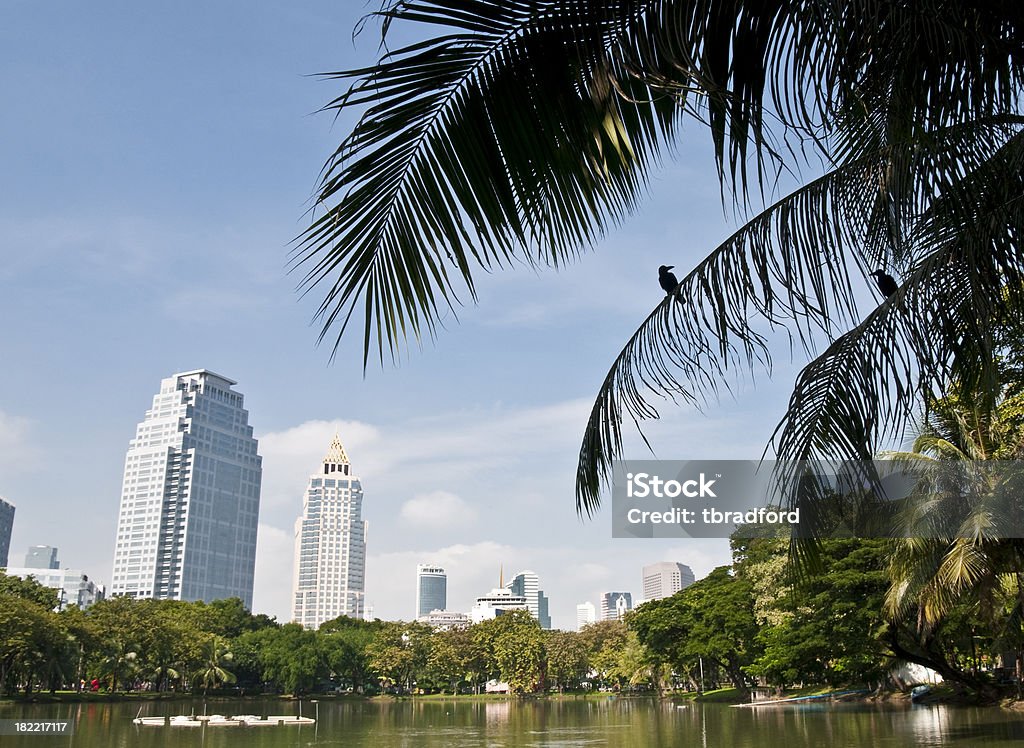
(3, 696), (1024, 747)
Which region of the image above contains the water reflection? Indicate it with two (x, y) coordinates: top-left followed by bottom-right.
(3, 698), (1024, 747)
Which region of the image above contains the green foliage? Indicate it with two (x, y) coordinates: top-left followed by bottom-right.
(0, 571), (60, 610)
(544, 630), (589, 692)
(474, 611), (545, 694)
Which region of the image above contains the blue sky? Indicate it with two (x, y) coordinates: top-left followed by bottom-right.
(2, 3), (825, 629)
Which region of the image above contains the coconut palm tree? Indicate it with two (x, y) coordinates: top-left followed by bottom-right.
(193, 637), (236, 697)
(296, 1), (1024, 511)
(884, 375), (1024, 695)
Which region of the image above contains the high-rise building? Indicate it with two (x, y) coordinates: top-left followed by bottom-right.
(292, 434), (367, 629)
(0, 497), (14, 568)
(600, 591), (633, 620)
(576, 602), (596, 630)
(642, 561), (696, 601)
(25, 545), (59, 569)
(111, 370), (262, 608)
(6, 547), (105, 610)
(416, 564), (447, 618)
(470, 586), (528, 623)
(506, 570), (552, 629)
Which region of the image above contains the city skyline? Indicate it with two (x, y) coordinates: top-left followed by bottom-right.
(1, 3), (800, 630)
(110, 370), (262, 607)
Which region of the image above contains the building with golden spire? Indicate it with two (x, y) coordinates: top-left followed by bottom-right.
(291, 433), (366, 628)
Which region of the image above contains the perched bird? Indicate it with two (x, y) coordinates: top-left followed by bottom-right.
(869, 269), (898, 298)
(659, 265), (682, 302)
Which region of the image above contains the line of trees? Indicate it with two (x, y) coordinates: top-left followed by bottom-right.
(0, 580), (646, 697)
(2, 532), (1020, 701)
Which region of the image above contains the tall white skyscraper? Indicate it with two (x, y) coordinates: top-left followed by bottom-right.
(642, 561), (696, 601)
(292, 434), (366, 629)
(416, 564), (447, 618)
(111, 370), (262, 607)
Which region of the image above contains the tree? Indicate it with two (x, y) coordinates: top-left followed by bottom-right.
(473, 611), (545, 694)
(883, 371), (1024, 698)
(630, 567), (759, 696)
(298, 1), (1024, 514)
(544, 630), (589, 692)
(578, 619), (630, 690)
(241, 624), (324, 695)
(193, 637), (237, 696)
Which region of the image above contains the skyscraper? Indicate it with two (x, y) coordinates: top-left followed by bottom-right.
(642, 561), (696, 601)
(292, 434), (367, 628)
(416, 564), (447, 618)
(506, 570), (552, 629)
(110, 370), (262, 608)
(0, 497), (14, 568)
(600, 591), (633, 620)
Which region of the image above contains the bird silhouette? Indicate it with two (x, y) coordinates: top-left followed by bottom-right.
(869, 269), (898, 298)
(659, 265), (682, 303)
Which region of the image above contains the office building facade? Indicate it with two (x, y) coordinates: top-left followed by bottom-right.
(416, 564), (447, 618)
(506, 569), (552, 629)
(0, 497), (14, 568)
(25, 545), (59, 570)
(6, 546), (105, 609)
(292, 434), (367, 628)
(576, 601), (597, 630)
(111, 370), (262, 607)
(642, 561), (696, 601)
(600, 591), (633, 620)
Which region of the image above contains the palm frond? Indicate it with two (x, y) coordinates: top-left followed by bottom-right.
(295, 0), (681, 364)
(576, 120), (1024, 513)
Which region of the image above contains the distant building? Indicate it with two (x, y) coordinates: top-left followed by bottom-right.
(292, 434), (367, 628)
(6, 547), (105, 609)
(471, 571), (529, 623)
(642, 561), (696, 601)
(600, 591), (633, 621)
(416, 564), (447, 618)
(0, 497), (14, 568)
(576, 602), (596, 630)
(417, 609), (471, 630)
(110, 370), (262, 607)
(505, 570), (552, 629)
(25, 546), (59, 570)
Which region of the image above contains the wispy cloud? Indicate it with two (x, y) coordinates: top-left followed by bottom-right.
(0, 410), (40, 476)
(400, 491), (478, 529)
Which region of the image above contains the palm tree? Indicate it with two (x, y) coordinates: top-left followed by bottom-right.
(193, 637), (236, 697)
(884, 377), (1024, 695)
(297, 1), (1024, 512)
(98, 639), (138, 693)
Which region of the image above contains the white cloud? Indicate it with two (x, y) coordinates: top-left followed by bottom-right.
(400, 491), (477, 529)
(0, 410), (39, 476)
(252, 523), (294, 622)
(250, 398), (757, 627)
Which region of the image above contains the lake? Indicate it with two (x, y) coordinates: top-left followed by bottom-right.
(3, 697), (1024, 746)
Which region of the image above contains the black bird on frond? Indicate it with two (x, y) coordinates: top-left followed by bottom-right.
(659, 265), (682, 303)
(869, 269), (898, 298)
